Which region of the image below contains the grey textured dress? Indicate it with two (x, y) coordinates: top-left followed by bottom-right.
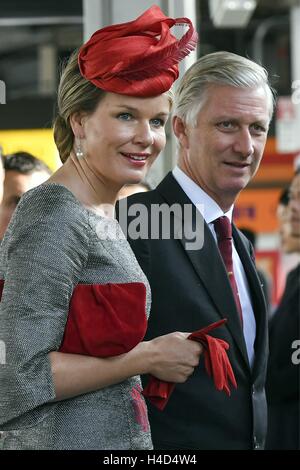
(0, 183), (152, 450)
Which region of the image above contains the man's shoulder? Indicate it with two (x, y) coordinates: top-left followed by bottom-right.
(123, 171), (188, 208)
(234, 225), (251, 248)
(233, 225), (255, 262)
(121, 172), (173, 208)
(125, 187), (162, 207)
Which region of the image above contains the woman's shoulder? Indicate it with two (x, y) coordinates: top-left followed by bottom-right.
(13, 182), (89, 228)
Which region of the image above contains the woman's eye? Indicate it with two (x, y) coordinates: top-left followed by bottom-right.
(150, 118), (165, 127)
(117, 113), (133, 121)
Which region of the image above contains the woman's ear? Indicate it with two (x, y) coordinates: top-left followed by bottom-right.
(172, 116), (189, 149)
(69, 112), (86, 139)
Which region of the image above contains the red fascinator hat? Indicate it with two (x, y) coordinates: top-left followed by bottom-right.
(78, 5), (198, 97)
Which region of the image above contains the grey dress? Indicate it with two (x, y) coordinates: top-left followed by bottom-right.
(0, 183), (152, 450)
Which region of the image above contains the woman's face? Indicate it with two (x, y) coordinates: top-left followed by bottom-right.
(78, 92), (170, 188)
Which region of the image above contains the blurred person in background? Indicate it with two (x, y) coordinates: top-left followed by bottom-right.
(0, 150), (4, 204)
(0, 152), (52, 240)
(118, 180), (152, 199)
(277, 187), (300, 256)
(266, 169), (300, 450)
(289, 169), (300, 241)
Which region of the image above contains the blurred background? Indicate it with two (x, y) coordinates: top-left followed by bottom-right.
(0, 0), (299, 310)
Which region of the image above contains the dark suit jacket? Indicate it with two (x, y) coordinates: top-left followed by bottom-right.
(118, 172), (268, 450)
(266, 264), (300, 449)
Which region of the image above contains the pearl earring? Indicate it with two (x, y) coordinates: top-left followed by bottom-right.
(75, 139), (84, 159)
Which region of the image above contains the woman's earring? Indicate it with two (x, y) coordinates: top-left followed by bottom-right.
(75, 138), (84, 159)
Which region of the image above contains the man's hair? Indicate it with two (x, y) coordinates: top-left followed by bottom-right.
(278, 187), (290, 207)
(3, 152), (52, 175)
(173, 51), (276, 127)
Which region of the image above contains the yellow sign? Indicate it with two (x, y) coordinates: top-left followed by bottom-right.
(0, 129), (61, 171)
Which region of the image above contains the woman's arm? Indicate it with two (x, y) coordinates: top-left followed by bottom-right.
(49, 332), (203, 400)
(0, 186), (91, 424)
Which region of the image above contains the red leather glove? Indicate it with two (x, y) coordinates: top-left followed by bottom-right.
(142, 319), (237, 410)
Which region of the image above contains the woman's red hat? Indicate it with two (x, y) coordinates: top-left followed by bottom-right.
(78, 5), (198, 97)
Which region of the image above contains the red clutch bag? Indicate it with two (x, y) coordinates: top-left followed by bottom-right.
(59, 282), (148, 356)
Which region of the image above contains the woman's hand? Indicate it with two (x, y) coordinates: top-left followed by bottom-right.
(144, 332), (203, 383)
(48, 332), (203, 400)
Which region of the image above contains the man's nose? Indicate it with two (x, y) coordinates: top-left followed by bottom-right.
(133, 122), (154, 147)
(233, 129), (254, 158)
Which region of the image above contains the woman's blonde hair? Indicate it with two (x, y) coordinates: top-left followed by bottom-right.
(53, 50), (105, 163)
(53, 50), (175, 163)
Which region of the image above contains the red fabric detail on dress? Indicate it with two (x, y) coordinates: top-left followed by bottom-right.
(142, 319), (237, 410)
(59, 282), (147, 356)
(0, 279), (4, 299)
(130, 384), (150, 432)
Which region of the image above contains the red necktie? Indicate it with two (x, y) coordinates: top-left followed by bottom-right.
(213, 216), (243, 325)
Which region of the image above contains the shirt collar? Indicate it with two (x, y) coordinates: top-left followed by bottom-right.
(172, 166), (234, 224)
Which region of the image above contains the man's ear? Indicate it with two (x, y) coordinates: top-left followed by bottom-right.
(69, 112), (86, 139)
(172, 116), (189, 149)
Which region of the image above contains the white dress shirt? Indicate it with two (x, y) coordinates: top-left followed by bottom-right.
(173, 166), (256, 367)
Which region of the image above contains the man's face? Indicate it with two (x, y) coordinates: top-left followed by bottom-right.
(174, 84), (270, 210)
(289, 173), (300, 239)
(0, 170), (49, 239)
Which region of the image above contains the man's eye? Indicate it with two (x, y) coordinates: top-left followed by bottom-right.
(218, 121), (233, 129)
(117, 113), (133, 121)
(251, 124), (266, 133)
(150, 118), (165, 127)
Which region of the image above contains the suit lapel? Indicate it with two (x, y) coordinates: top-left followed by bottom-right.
(233, 226), (268, 375)
(157, 173), (250, 368)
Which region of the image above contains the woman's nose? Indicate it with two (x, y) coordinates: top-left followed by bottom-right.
(132, 122), (154, 147)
